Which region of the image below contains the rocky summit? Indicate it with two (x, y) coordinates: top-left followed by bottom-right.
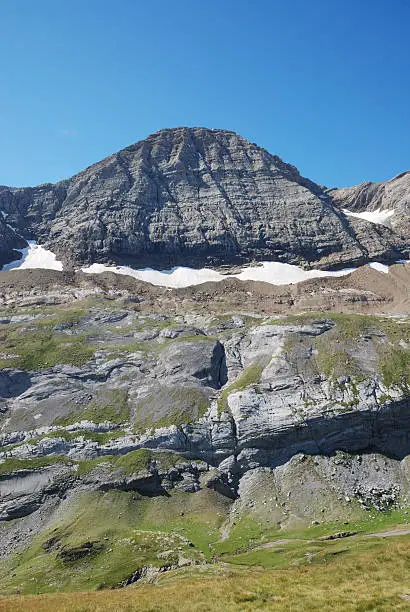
(0, 127), (408, 270)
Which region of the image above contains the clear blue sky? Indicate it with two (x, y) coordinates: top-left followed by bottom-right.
(1, 0), (409, 188)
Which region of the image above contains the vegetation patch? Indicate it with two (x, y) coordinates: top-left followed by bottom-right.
(379, 346), (409, 390)
(217, 360), (265, 415)
(133, 385), (210, 432)
(0, 455), (70, 477)
(23, 428), (127, 449)
(0, 326), (94, 370)
(54, 389), (130, 426)
(74, 448), (186, 478)
(107, 448), (183, 475)
(282, 313), (409, 387)
(0, 487), (226, 594)
(0, 505), (408, 608)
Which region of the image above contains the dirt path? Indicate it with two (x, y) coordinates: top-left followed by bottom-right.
(248, 526), (410, 552)
(255, 539), (304, 550)
(364, 526), (410, 538)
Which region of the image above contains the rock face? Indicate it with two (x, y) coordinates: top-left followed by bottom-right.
(0, 128), (408, 269)
(0, 299), (408, 519)
(330, 170), (410, 238)
(0, 288), (408, 592)
(0, 214), (27, 266)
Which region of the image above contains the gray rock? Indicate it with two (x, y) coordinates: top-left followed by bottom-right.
(0, 128), (407, 271)
(0, 308), (408, 532)
(330, 170), (410, 238)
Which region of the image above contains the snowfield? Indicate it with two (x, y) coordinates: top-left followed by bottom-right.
(343, 208), (395, 226)
(0, 243), (405, 287)
(81, 261), (357, 288)
(2, 242), (63, 271)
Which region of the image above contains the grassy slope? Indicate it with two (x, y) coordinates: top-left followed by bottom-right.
(0, 487), (231, 594)
(0, 534), (408, 611)
(0, 481), (408, 597)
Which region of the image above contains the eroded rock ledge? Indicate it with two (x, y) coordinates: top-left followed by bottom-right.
(0, 303), (408, 524)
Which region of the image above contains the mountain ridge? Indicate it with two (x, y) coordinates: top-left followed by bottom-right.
(0, 127), (408, 271)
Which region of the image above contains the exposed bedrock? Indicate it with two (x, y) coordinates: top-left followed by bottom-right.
(0, 127), (408, 269)
(0, 309), (408, 523)
(330, 170), (410, 237)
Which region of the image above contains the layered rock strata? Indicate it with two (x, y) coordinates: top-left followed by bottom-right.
(0, 128), (408, 269)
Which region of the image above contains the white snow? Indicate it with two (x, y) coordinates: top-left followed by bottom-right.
(1, 239), (406, 287)
(369, 262), (390, 274)
(2, 241), (63, 271)
(343, 208), (395, 225)
(81, 263), (230, 288)
(81, 261), (356, 288)
(234, 261), (356, 284)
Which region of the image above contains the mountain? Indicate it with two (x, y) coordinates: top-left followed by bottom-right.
(0, 130), (409, 604)
(0, 127), (408, 270)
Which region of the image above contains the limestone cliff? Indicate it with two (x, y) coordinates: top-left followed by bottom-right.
(0, 128), (408, 269)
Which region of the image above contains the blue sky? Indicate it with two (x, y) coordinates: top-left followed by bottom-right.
(0, 0), (409, 188)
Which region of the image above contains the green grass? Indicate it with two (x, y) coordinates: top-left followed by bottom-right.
(109, 448), (182, 474)
(220, 531), (409, 572)
(282, 313), (409, 390)
(0, 303), (96, 370)
(1, 535), (409, 611)
(0, 490), (184, 593)
(133, 386), (210, 433)
(0, 448), (187, 480)
(30, 308), (86, 328)
(0, 445), (408, 600)
(37, 428), (126, 446)
(217, 360), (265, 415)
(75, 448), (189, 478)
(379, 345), (409, 389)
(0, 327), (94, 370)
(0, 455), (70, 476)
(0, 497), (408, 608)
(54, 389), (130, 426)
(0, 487), (229, 594)
(213, 514), (272, 556)
(213, 507), (410, 557)
(0, 429), (127, 454)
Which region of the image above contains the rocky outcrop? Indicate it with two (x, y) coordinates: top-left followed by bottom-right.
(330, 170), (410, 237)
(0, 301), (408, 522)
(0, 128), (408, 270)
(0, 290), (408, 594)
(0, 260), (409, 318)
(0, 213), (27, 266)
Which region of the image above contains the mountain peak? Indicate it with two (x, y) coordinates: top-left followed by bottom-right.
(0, 128), (407, 270)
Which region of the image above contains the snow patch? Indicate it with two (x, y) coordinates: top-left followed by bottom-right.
(0, 209), (20, 233)
(369, 262), (389, 274)
(2, 241), (63, 271)
(81, 263), (231, 288)
(81, 261), (356, 288)
(343, 208), (395, 225)
(234, 261), (356, 284)
(2, 240), (406, 287)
